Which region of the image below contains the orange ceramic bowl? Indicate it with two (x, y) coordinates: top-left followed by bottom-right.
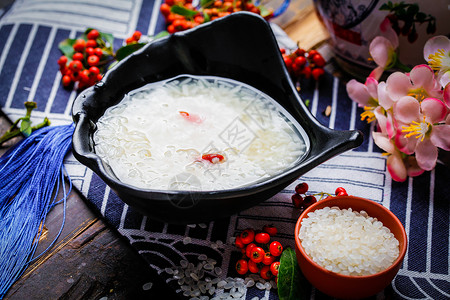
(294, 195), (407, 299)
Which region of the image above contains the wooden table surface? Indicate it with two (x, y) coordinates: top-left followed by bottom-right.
(1, 4), (330, 300)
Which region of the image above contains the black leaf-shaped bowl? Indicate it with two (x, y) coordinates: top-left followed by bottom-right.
(72, 12), (363, 224)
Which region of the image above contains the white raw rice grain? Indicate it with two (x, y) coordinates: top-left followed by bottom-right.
(298, 206), (400, 276)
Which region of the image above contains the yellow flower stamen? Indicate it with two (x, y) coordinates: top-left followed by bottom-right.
(407, 88), (428, 102)
(360, 106), (376, 123)
(428, 49), (445, 71)
(402, 116), (430, 142)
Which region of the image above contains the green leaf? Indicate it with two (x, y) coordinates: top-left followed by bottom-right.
(406, 4), (419, 16)
(171, 5), (198, 18)
(107, 60), (119, 70)
(153, 31), (170, 40)
(58, 38), (76, 60)
(20, 118), (32, 137)
(115, 43), (146, 61)
(426, 21), (436, 34)
(258, 5), (272, 18)
(416, 12), (426, 22)
(84, 27), (95, 36)
(100, 32), (114, 48)
(379, 3), (390, 11)
(200, 0), (215, 8)
(397, 7), (407, 17)
(203, 12), (211, 23)
(277, 247), (310, 300)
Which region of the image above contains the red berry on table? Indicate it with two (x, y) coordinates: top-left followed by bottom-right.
(248, 259), (260, 273)
(59, 66), (68, 75)
(302, 66), (311, 78)
(89, 66), (100, 76)
(279, 48), (286, 54)
(194, 15), (204, 24)
(85, 47), (95, 57)
(250, 246), (264, 263)
(262, 251), (275, 265)
(57, 55), (68, 67)
(73, 39), (86, 52)
(291, 62), (303, 76)
(68, 60), (83, 72)
(303, 195), (317, 208)
(132, 30), (142, 41)
(262, 224), (277, 237)
(270, 261), (280, 276)
(86, 39), (97, 48)
(160, 3), (171, 16)
(294, 56), (307, 67)
(269, 241), (283, 257)
(245, 242), (256, 258)
(235, 259), (248, 275)
(235, 235), (244, 249)
(291, 193), (304, 209)
(96, 73), (103, 81)
(167, 24), (176, 34)
(295, 47), (305, 56)
(87, 29), (100, 40)
(335, 187), (348, 196)
(69, 70), (79, 82)
(255, 232), (270, 244)
(312, 67), (325, 80)
(240, 228), (255, 244)
(295, 182), (309, 194)
(62, 75), (72, 87)
(94, 47), (103, 57)
(260, 265), (273, 280)
(87, 55), (100, 66)
(312, 54), (326, 67)
(79, 69), (90, 83)
(283, 55), (293, 69)
(72, 52), (84, 61)
(308, 49), (319, 57)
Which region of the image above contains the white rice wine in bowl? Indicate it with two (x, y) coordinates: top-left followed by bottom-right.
(298, 206), (400, 276)
(93, 75), (308, 191)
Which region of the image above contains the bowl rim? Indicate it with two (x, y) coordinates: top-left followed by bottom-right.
(294, 195), (408, 279)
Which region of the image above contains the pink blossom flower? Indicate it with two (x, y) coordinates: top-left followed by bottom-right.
(394, 96), (450, 170)
(369, 36), (398, 80)
(368, 18), (399, 80)
(346, 34), (450, 181)
(443, 82), (450, 107)
(372, 132), (424, 182)
(423, 35), (450, 88)
(347, 78), (397, 137)
(346, 77), (397, 122)
(386, 64), (442, 102)
(346, 77), (379, 123)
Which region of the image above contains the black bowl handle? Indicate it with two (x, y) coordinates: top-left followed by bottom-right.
(71, 87), (100, 168)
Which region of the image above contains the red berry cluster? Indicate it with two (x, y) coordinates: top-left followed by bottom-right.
(57, 29), (104, 90)
(125, 30), (142, 45)
(160, 0), (273, 34)
(291, 182), (348, 209)
(291, 182), (317, 209)
(281, 48), (326, 81)
(234, 225), (282, 281)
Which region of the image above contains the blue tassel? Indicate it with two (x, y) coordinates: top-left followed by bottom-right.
(273, 0), (291, 17)
(0, 124), (74, 299)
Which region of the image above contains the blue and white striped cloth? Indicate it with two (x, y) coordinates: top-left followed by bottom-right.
(0, 1), (449, 299)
